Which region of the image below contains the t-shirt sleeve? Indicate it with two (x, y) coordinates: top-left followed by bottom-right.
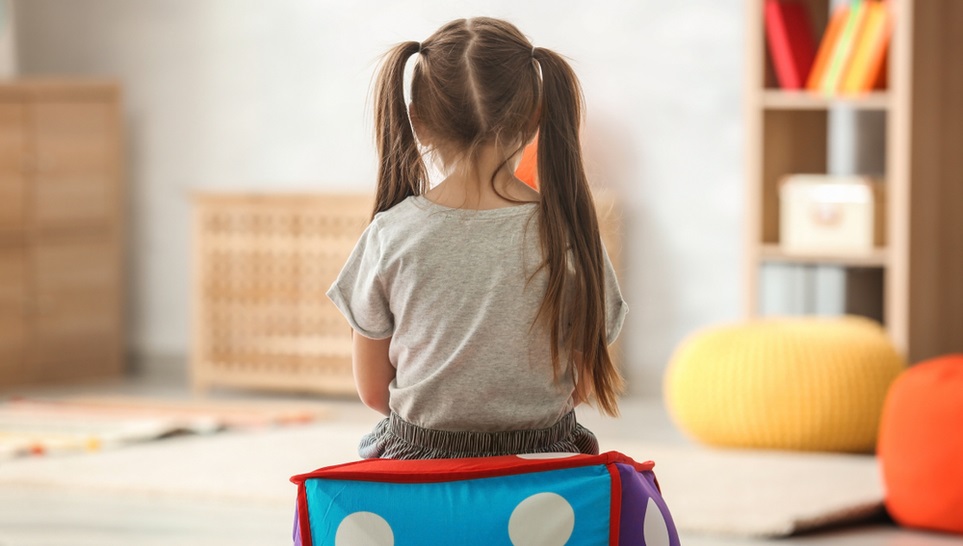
(603, 245), (628, 345)
(326, 223), (394, 340)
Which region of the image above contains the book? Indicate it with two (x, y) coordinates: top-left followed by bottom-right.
(840, 1), (892, 93)
(820, 0), (870, 94)
(764, 0), (817, 89)
(806, 3), (850, 91)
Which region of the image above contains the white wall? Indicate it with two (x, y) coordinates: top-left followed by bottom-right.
(15, 0), (745, 395)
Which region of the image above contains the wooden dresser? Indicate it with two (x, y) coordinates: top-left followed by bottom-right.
(0, 80), (125, 386)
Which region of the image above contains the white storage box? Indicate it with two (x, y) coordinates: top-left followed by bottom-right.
(779, 175), (886, 254)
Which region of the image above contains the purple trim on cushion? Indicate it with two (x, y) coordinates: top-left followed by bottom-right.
(615, 463), (681, 546)
(292, 508), (302, 546)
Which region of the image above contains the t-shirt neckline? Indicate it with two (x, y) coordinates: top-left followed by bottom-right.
(411, 195), (538, 218)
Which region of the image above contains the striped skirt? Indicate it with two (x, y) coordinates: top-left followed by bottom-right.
(358, 411), (599, 460)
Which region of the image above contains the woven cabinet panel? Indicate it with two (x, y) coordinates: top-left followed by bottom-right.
(192, 194), (373, 395)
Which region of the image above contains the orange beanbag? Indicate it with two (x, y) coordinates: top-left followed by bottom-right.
(878, 354), (963, 534)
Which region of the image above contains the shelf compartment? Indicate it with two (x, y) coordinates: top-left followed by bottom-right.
(758, 110), (828, 244)
(758, 244), (888, 267)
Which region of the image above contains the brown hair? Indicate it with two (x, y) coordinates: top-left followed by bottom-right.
(372, 17), (624, 416)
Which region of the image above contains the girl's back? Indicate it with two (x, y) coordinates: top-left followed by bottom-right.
(327, 17), (627, 459)
(331, 195), (624, 433)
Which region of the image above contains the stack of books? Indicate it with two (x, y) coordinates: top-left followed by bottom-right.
(765, 0), (893, 94)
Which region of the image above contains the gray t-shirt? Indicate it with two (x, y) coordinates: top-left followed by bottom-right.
(327, 195), (627, 432)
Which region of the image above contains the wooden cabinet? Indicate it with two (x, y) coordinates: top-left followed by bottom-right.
(191, 193), (373, 395)
(745, 1), (963, 362)
(0, 80), (124, 386)
(0, 103), (26, 230)
(0, 245), (26, 385)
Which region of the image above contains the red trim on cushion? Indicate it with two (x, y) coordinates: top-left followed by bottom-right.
(290, 451), (655, 486)
(606, 462), (623, 545)
(297, 482), (312, 546)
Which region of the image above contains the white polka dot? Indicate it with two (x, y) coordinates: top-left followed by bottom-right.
(643, 497), (671, 546)
(335, 511), (393, 546)
(515, 452), (580, 459)
(508, 492), (575, 546)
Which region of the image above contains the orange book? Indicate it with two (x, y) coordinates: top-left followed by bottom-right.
(806, 3), (850, 91)
(841, 1), (892, 93)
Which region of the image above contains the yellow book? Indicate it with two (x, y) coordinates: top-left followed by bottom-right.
(842, 2), (892, 93)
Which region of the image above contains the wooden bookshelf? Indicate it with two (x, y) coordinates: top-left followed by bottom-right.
(745, 0), (963, 363)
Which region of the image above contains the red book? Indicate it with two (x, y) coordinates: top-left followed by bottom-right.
(765, 0), (817, 89)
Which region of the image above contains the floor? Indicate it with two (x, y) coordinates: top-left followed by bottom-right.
(0, 370), (960, 546)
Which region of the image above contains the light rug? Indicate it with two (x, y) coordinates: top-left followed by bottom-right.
(0, 396), (330, 459)
(0, 421), (883, 538)
(608, 440), (885, 537)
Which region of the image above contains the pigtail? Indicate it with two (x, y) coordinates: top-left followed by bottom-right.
(532, 47), (624, 417)
(373, 41), (425, 219)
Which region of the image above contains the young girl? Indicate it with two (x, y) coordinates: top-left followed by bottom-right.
(328, 17), (628, 459)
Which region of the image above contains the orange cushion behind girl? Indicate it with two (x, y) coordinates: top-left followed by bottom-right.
(515, 137), (539, 190)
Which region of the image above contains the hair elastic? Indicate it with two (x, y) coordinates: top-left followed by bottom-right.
(531, 45), (536, 58)
(418, 42), (423, 54)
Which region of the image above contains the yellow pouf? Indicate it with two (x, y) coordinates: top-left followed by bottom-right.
(664, 316), (905, 453)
